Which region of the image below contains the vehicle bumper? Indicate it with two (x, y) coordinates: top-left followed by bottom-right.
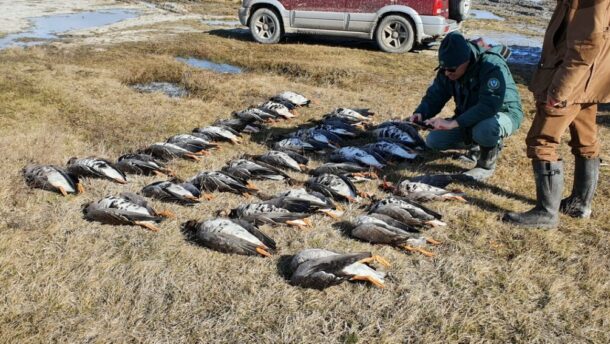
(238, 6), (249, 26)
(420, 16), (459, 40)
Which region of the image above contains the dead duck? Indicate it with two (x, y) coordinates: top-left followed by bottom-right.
(382, 180), (466, 202)
(362, 141), (418, 162)
(311, 162), (378, 183)
(222, 203), (312, 229)
(271, 91), (311, 107)
(273, 137), (316, 153)
(233, 107), (277, 123)
(222, 158), (292, 182)
(214, 117), (262, 134)
(376, 121), (426, 148)
(326, 108), (374, 123)
(351, 215), (440, 257)
(23, 164), (84, 196)
(143, 142), (203, 161)
(369, 197), (446, 227)
(115, 153), (174, 176)
(264, 188), (344, 219)
(371, 126), (425, 150)
(289, 128), (343, 150)
(330, 147), (386, 170)
(166, 134), (219, 153)
(192, 126), (241, 144)
(189, 171), (258, 199)
(409, 174), (454, 189)
(83, 192), (174, 232)
(259, 100), (296, 119)
(289, 249), (389, 289)
(181, 218), (276, 257)
(67, 157), (127, 184)
(313, 122), (360, 138)
(321, 116), (367, 132)
(251, 150), (308, 172)
(141, 180), (201, 205)
(306, 173), (365, 203)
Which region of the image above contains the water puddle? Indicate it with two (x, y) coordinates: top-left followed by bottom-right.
(131, 82), (188, 98)
(469, 31), (543, 66)
(0, 9), (139, 50)
(176, 57), (243, 74)
(470, 10), (504, 21)
(202, 19), (241, 27)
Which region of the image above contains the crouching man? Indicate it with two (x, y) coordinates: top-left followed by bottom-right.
(410, 32), (524, 181)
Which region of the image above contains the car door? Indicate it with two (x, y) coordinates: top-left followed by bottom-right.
(290, 0), (347, 31)
(344, 0), (391, 32)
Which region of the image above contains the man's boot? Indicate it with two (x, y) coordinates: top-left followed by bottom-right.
(455, 145), (481, 165)
(502, 160), (564, 228)
(462, 144), (501, 181)
(559, 156), (600, 218)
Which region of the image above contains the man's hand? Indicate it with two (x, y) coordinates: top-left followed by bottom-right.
(546, 94), (566, 108)
(409, 113), (423, 123)
(424, 118), (459, 130)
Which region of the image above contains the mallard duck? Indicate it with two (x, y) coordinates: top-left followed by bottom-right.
(371, 126), (426, 150)
(382, 180), (466, 202)
(259, 100), (296, 119)
(23, 164), (84, 196)
(141, 180), (200, 205)
(192, 126), (241, 144)
(369, 197), (446, 227)
(67, 157), (128, 184)
(143, 142), (203, 161)
(289, 249), (389, 289)
(271, 91), (311, 107)
(115, 153), (174, 176)
(83, 193), (174, 232)
(263, 188), (343, 218)
(307, 173), (365, 202)
(330, 147), (386, 170)
(362, 141), (418, 162)
(273, 137), (315, 153)
(311, 162), (378, 183)
(326, 108), (374, 123)
(189, 171), (258, 199)
(181, 218), (276, 257)
(222, 158), (291, 182)
(166, 134), (218, 153)
(233, 107), (277, 123)
(222, 203), (312, 228)
(351, 214), (440, 257)
(249, 150), (308, 172)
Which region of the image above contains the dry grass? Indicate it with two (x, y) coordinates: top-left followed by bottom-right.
(0, 3), (609, 343)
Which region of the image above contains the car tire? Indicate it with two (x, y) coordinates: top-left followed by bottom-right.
(375, 15), (415, 53)
(449, 0), (471, 22)
(249, 8), (283, 44)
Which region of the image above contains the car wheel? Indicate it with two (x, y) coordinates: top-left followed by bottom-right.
(375, 15), (414, 53)
(449, 0), (471, 22)
(249, 8), (283, 44)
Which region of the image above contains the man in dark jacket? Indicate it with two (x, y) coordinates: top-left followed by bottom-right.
(410, 32), (524, 181)
(503, 0), (610, 228)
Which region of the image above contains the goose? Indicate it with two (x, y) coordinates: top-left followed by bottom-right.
(115, 153), (174, 176)
(289, 128), (343, 150)
(409, 174), (454, 189)
(214, 117), (262, 134)
(326, 108), (374, 123)
(273, 137), (315, 153)
(250, 150), (308, 172)
(181, 218), (276, 257)
(306, 173), (364, 202)
(264, 188), (344, 219)
(311, 162), (378, 183)
(143, 142), (203, 161)
(289, 249), (389, 289)
(350, 215), (440, 257)
(23, 164), (84, 196)
(382, 180), (467, 202)
(369, 197), (446, 227)
(313, 123), (359, 138)
(67, 157), (128, 184)
(141, 180), (201, 205)
(233, 107), (277, 123)
(271, 91), (311, 107)
(362, 141), (418, 162)
(329, 147), (386, 170)
(259, 100), (296, 119)
(166, 134), (219, 153)
(321, 116), (367, 132)
(189, 171), (258, 199)
(192, 126), (241, 144)
(222, 203), (312, 229)
(371, 126), (425, 150)
(376, 120), (427, 148)
(83, 193), (174, 232)
(222, 158), (291, 182)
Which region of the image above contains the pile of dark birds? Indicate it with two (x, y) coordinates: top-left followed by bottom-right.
(23, 91), (467, 290)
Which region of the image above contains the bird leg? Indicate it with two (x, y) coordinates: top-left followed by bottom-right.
(298, 164), (308, 172)
(286, 220), (308, 229)
(426, 237), (442, 246)
(359, 255), (391, 268)
(203, 193), (215, 201)
(380, 178), (394, 191)
(446, 195), (467, 202)
(425, 219), (447, 227)
(76, 183), (85, 194)
(230, 138), (241, 145)
(135, 221), (160, 232)
(255, 246), (272, 257)
(57, 186), (68, 197)
(246, 182), (259, 191)
(401, 245), (435, 257)
(113, 178), (128, 184)
(184, 153), (201, 161)
(292, 109), (300, 116)
(303, 217), (313, 227)
(156, 210), (176, 219)
(318, 209), (344, 219)
(350, 275), (385, 288)
(358, 191), (372, 199)
(199, 150), (211, 156)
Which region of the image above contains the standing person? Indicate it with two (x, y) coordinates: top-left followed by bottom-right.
(410, 32), (524, 181)
(504, 0), (610, 227)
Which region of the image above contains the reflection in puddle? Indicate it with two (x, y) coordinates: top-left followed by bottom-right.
(176, 57), (243, 74)
(470, 10), (504, 21)
(202, 20), (241, 27)
(0, 9), (139, 49)
(469, 31), (542, 66)
(131, 82), (188, 98)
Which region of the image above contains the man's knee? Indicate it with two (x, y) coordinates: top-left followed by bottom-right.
(472, 121), (502, 147)
(426, 132), (453, 151)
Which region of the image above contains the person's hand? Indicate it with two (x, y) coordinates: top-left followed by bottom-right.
(546, 94), (565, 108)
(409, 113), (422, 123)
(424, 118), (459, 130)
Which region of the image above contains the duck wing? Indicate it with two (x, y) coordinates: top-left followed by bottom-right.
(230, 219), (277, 250)
(67, 157), (127, 183)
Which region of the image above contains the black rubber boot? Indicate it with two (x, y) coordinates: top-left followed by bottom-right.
(559, 156), (600, 218)
(502, 160), (564, 229)
(462, 144), (500, 181)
